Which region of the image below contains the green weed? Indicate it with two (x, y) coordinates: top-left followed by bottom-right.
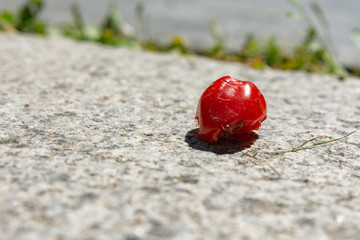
(285, 0), (347, 76)
(60, 3), (88, 40)
(0, 0), (358, 77)
(59, 2), (136, 47)
(208, 16), (224, 57)
(0, 0), (47, 34)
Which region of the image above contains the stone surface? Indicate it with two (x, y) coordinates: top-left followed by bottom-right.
(0, 33), (359, 240)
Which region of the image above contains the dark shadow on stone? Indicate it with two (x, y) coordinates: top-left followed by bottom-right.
(185, 128), (258, 155)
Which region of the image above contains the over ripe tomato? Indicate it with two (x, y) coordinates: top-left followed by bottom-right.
(195, 76), (267, 142)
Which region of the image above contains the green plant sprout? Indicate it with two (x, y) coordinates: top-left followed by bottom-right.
(63, 2), (87, 40)
(0, 0), (46, 34)
(351, 29), (360, 48)
(97, 4), (135, 47)
(135, 2), (146, 41)
(208, 15), (224, 57)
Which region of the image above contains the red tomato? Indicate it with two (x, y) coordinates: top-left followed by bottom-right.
(195, 76), (267, 142)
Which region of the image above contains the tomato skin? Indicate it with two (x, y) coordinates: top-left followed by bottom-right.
(195, 76), (267, 142)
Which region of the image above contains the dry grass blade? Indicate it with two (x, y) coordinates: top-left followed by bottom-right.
(242, 128), (359, 177)
(258, 127), (360, 156)
(242, 151), (281, 177)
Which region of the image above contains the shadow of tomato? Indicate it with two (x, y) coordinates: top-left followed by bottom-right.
(185, 128), (258, 155)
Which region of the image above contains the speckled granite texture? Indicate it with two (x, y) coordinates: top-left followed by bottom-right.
(0, 34), (359, 240)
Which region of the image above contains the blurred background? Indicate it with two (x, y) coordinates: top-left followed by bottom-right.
(1, 0), (359, 67)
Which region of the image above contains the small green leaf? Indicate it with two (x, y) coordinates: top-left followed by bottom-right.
(285, 11), (304, 21)
(351, 29), (360, 48)
(286, 0), (300, 7)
